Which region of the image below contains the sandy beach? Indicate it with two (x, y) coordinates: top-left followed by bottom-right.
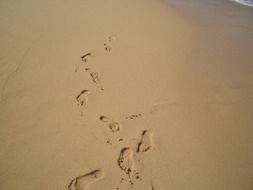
(0, 0), (253, 189)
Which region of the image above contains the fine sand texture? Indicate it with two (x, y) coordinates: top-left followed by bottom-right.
(0, 0), (253, 190)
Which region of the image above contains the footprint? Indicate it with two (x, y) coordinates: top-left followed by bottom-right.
(99, 115), (112, 123)
(103, 35), (115, 52)
(150, 101), (175, 115)
(76, 90), (90, 106)
(107, 122), (121, 133)
(150, 182), (155, 190)
(99, 115), (121, 133)
(75, 53), (92, 72)
(125, 113), (142, 120)
(104, 43), (112, 52)
(137, 130), (154, 153)
(149, 180), (164, 190)
(68, 169), (105, 190)
(108, 35), (115, 42)
(81, 53), (92, 62)
(118, 147), (135, 178)
(85, 68), (104, 90)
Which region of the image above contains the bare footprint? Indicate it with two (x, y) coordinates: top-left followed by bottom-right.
(68, 169), (105, 190)
(137, 130), (154, 153)
(81, 53), (92, 62)
(75, 53), (92, 72)
(104, 43), (112, 52)
(108, 35), (116, 42)
(85, 68), (104, 90)
(151, 182), (155, 190)
(118, 147), (135, 178)
(99, 115), (112, 123)
(99, 115), (121, 133)
(150, 101), (176, 115)
(125, 113), (142, 120)
(104, 35), (115, 52)
(149, 180), (164, 190)
(76, 90), (90, 106)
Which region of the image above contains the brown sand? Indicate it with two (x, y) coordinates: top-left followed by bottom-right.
(0, 0), (253, 189)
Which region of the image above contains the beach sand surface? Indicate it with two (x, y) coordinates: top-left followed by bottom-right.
(0, 0), (253, 189)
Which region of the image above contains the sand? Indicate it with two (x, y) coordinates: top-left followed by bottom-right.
(0, 0), (253, 189)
